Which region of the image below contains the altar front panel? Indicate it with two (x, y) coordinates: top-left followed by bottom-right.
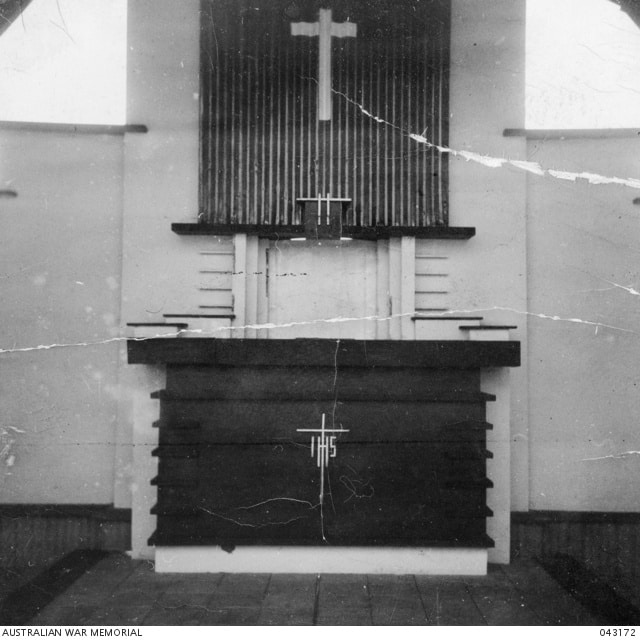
(148, 347), (499, 550)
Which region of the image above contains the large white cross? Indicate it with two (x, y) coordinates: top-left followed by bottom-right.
(291, 8), (357, 121)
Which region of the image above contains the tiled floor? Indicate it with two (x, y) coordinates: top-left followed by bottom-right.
(18, 553), (615, 625)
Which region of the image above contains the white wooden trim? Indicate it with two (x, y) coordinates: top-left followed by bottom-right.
(400, 236), (416, 340)
(375, 240), (390, 339)
(232, 234), (247, 337)
(388, 238), (402, 340)
(244, 236), (260, 339)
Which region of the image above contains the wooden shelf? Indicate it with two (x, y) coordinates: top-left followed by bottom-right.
(162, 313), (235, 319)
(413, 316), (484, 321)
(504, 127), (640, 140)
(0, 121), (148, 135)
(171, 223), (475, 240)
(459, 325), (517, 331)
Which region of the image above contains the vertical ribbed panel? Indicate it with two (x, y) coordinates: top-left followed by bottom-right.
(0, 513), (131, 571)
(200, 0), (450, 227)
(512, 515), (640, 598)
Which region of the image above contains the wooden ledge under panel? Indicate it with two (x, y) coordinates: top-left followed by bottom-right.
(171, 223), (476, 240)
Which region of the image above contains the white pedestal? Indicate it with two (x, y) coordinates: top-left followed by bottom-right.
(154, 546), (488, 575)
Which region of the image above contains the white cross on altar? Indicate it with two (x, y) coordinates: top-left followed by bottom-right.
(297, 413), (349, 505)
(291, 8), (357, 121)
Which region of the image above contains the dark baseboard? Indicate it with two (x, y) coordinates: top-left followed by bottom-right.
(512, 510), (640, 525)
(0, 550), (110, 625)
(0, 503), (131, 521)
(0, 504), (131, 572)
(512, 509), (640, 617)
(539, 554), (640, 625)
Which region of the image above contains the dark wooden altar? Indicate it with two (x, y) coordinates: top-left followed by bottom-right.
(128, 338), (520, 550)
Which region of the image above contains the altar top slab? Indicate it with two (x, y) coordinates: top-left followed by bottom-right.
(127, 338), (521, 368)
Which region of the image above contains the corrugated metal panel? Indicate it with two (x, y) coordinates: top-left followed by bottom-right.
(200, 0), (450, 227)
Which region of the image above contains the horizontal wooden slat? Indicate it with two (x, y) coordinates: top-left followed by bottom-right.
(157, 401), (491, 443)
(165, 366), (481, 399)
(156, 391), (495, 404)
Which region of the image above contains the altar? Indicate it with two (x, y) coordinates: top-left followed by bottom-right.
(128, 337), (520, 574)
(122, 0), (522, 575)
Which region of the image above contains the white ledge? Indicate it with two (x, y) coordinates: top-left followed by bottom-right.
(0, 121), (148, 135)
(504, 128), (640, 140)
(155, 546), (488, 575)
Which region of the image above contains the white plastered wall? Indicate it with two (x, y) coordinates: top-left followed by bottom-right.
(526, 136), (640, 513)
(0, 128), (123, 504)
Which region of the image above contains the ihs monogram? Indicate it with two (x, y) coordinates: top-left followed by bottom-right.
(297, 413), (349, 505)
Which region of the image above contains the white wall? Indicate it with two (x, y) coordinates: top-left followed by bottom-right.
(119, 0), (201, 556)
(0, 129), (123, 502)
(449, 0), (529, 511)
(527, 135), (640, 512)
